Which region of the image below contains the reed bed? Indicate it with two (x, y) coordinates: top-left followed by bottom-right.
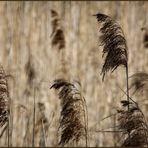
(0, 1), (148, 147)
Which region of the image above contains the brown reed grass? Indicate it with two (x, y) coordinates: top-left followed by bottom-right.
(0, 64), (9, 128)
(94, 13), (128, 81)
(0, 64), (10, 146)
(94, 13), (148, 147)
(25, 54), (36, 88)
(35, 102), (49, 147)
(94, 13), (130, 113)
(50, 79), (86, 146)
(117, 100), (148, 147)
(141, 27), (148, 48)
(129, 72), (148, 94)
(50, 9), (65, 50)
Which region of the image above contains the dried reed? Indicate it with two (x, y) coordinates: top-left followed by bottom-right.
(94, 13), (138, 146)
(32, 86), (36, 147)
(141, 27), (148, 48)
(94, 13), (130, 111)
(129, 72), (148, 94)
(0, 65), (9, 127)
(25, 54), (36, 88)
(35, 102), (49, 147)
(50, 79), (86, 146)
(0, 64), (10, 146)
(50, 9), (65, 50)
(117, 100), (148, 147)
(94, 13), (128, 80)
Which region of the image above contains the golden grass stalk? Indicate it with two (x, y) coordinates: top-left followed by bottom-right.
(50, 79), (86, 146)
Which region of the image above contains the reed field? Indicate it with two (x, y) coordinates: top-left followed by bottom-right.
(0, 1), (148, 147)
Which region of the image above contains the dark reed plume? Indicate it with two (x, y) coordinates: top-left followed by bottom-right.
(141, 27), (148, 48)
(93, 13), (147, 146)
(117, 100), (148, 147)
(94, 13), (130, 113)
(50, 9), (65, 50)
(94, 13), (128, 80)
(0, 64), (10, 146)
(25, 54), (36, 88)
(50, 79), (86, 146)
(129, 72), (148, 94)
(0, 64), (9, 128)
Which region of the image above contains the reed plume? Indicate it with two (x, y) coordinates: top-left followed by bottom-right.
(94, 13), (135, 145)
(94, 13), (131, 113)
(25, 54), (36, 88)
(50, 9), (65, 50)
(50, 79), (86, 146)
(141, 27), (148, 48)
(94, 13), (128, 80)
(117, 100), (148, 147)
(129, 72), (148, 94)
(0, 64), (9, 128)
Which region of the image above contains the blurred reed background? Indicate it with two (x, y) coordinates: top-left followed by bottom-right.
(0, 1), (148, 147)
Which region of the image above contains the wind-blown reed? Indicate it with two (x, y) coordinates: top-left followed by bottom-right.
(94, 13), (128, 80)
(50, 79), (86, 146)
(117, 100), (148, 147)
(94, 13), (148, 146)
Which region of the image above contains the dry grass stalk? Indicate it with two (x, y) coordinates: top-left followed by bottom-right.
(50, 79), (86, 146)
(35, 102), (49, 147)
(129, 72), (148, 94)
(50, 9), (65, 50)
(94, 13), (128, 80)
(23, 115), (30, 146)
(36, 102), (49, 132)
(94, 13), (132, 144)
(32, 86), (37, 147)
(117, 100), (148, 147)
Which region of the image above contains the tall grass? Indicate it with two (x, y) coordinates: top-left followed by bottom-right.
(0, 2), (148, 147)
(117, 100), (148, 146)
(50, 79), (87, 147)
(94, 13), (148, 147)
